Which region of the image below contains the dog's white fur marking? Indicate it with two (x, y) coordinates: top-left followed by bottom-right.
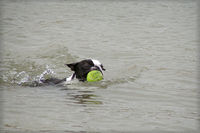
(66, 73), (75, 82)
(91, 59), (103, 73)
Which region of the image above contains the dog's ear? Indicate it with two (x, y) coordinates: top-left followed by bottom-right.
(65, 63), (77, 71)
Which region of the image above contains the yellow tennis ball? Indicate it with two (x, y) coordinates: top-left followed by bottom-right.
(87, 70), (103, 82)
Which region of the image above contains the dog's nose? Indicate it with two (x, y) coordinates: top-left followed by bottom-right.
(100, 65), (106, 71)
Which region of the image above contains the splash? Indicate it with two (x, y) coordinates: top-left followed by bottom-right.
(14, 71), (30, 85)
(0, 45), (77, 86)
(36, 65), (55, 83)
(0, 65), (57, 86)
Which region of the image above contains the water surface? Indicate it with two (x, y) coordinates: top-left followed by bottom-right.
(0, 0), (199, 132)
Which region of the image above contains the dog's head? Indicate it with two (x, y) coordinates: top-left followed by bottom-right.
(66, 59), (105, 81)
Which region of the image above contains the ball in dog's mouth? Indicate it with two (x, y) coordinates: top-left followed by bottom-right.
(87, 70), (103, 82)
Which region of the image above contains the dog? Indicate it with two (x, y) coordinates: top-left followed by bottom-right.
(40, 59), (105, 85)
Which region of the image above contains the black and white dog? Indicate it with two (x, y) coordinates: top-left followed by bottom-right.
(40, 59), (105, 85)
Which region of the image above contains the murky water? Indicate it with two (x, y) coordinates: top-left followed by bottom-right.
(0, 0), (199, 132)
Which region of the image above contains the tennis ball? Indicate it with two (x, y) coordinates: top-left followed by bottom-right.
(87, 70), (103, 82)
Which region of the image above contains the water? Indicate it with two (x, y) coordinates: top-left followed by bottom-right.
(0, 0), (199, 132)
